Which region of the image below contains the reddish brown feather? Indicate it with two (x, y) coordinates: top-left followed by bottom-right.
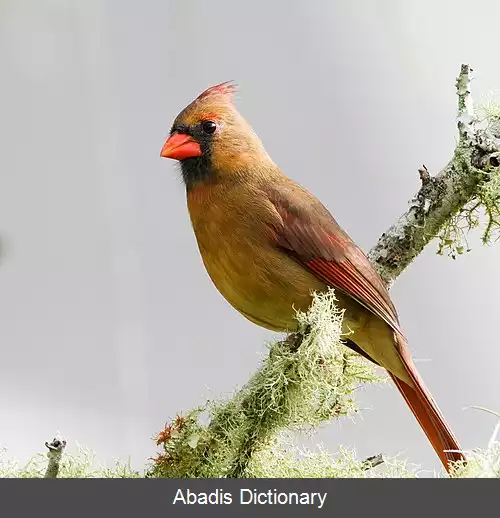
(390, 372), (465, 468)
(306, 257), (403, 337)
(267, 185), (465, 471)
(195, 81), (237, 102)
(269, 185), (401, 334)
(306, 253), (464, 470)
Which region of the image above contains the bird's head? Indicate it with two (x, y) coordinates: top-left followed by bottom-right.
(160, 82), (272, 189)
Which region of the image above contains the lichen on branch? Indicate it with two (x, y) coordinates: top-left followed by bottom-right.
(368, 64), (500, 286)
(150, 290), (382, 478)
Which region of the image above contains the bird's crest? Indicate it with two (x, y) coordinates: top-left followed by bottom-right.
(195, 81), (237, 103)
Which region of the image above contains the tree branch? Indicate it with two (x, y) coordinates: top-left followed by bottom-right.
(361, 453), (385, 471)
(368, 64), (500, 287)
(44, 437), (66, 478)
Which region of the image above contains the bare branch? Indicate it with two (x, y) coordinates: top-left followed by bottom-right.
(418, 165), (430, 185)
(44, 437), (67, 478)
(456, 64), (475, 141)
(367, 64), (500, 287)
(361, 453), (385, 471)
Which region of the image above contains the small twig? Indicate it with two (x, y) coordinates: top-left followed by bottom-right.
(418, 165), (430, 184)
(361, 453), (385, 471)
(44, 437), (67, 478)
(456, 64), (475, 142)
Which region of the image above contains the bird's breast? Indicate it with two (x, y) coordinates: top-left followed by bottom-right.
(187, 185), (326, 332)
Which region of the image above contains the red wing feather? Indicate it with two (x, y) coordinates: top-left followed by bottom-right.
(305, 256), (403, 337)
(269, 188), (402, 337)
(267, 185), (465, 471)
(270, 186), (465, 470)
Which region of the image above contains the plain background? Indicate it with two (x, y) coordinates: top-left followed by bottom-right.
(1, 0), (499, 475)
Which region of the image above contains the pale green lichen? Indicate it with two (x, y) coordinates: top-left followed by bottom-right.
(245, 435), (416, 478)
(476, 91), (500, 136)
(450, 444), (500, 478)
(0, 444), (141, 478)
(450, 407), (500, 478)
(2, 290), (499, 478)
(436, 165), (500, 258)
(149, 289), (382, 478)
(436, 97), (500, 259)
(3, 436), (499, 478)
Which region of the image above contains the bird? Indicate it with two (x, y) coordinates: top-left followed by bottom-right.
(160, 81), (466, 473)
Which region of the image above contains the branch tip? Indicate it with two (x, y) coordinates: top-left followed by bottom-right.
(418, 165), (430, 184)
(44, 436), (67, 478)
(361, 453), (385, 470)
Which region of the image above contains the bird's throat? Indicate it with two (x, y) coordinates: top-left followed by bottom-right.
(180, 155), (215, 191)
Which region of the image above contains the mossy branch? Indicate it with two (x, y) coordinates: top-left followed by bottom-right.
(149, 290), (382, 478)
(44, 437), (67, 478)
(368, 64), (500, 286)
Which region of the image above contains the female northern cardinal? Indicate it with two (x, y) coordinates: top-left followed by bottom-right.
(160, 82), (465, 472)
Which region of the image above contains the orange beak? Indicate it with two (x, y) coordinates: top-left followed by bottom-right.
(160, 133), (202, 160)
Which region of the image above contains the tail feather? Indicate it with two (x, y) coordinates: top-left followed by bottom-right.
(344, 334), (465, 473)
(390, 336), (466, 473)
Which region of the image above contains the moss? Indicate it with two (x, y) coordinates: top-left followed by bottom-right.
(436, 163), (500, 259)
(3, 437), (500, 478)
(2, 283), (499, 479)
(436, 99), (500, 258)
(0, 444), (141, 478)
(148, 289), (382, 478)
(246, 436), (416, 478)
(450, 445), (500, 478)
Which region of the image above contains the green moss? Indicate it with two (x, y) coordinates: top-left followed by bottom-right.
(3, 437), (499, 478)
(149, 290), (381, 478)
(0, 444), (141, 478)
(436, 167), (500, 258)
(2, 290), (499, 478)
(449, 447), (500, 478)
(436, 97), (500, 258)
(246, 437), (416, 478)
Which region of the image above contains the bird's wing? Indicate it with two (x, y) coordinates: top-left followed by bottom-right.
(265, 182), (403, 340)
(265, 181), (465, 470)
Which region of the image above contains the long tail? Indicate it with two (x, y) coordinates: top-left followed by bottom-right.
(390, 336), (466, 473)
(342, 335), (465, 472)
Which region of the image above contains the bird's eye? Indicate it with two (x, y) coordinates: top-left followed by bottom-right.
(201, 121), (217, 134)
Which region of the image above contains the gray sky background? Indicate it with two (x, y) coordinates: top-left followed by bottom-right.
(1, 0), (499, 474)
